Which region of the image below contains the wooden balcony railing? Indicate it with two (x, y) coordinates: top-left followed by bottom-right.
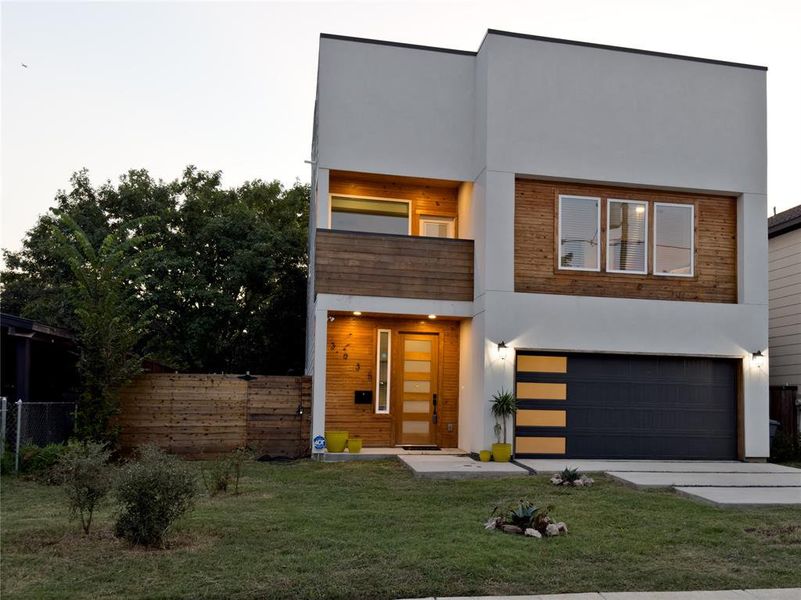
(314, 229), (474, 301)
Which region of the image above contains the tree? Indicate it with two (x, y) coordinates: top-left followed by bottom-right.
(51, 213), (158, 443)
(1, 167), (310, 377)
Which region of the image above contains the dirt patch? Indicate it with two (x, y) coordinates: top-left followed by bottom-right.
(10, 528), (217, 556)
(744, 524), (801, 545)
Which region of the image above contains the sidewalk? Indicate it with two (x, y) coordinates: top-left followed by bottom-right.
(403, 588), (801, 600)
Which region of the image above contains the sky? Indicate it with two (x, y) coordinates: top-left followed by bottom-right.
(2, 0), (800, 256)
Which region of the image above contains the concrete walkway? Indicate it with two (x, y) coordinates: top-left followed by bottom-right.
(402, 588), (801, 600)
(399, 454), (528, 479)
(516, 459), (801, 507)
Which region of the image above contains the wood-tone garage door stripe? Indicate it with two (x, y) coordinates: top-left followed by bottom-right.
(517, 355), (567, 373)
(515, 436), (566, 454)
(517, 409), (567, 427)
(516, 382), (567, 400)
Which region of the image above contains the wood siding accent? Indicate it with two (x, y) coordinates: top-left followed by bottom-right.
(119, 374), (311, 458)
(315, 229), (474, 301)
(768, 227), (801, 388)
(330, 170), (459, 236)
(325, 314), (459, 448)
(514, 179), (738, 303)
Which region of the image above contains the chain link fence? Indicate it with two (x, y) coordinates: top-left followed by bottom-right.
(1, 398), (77, 472)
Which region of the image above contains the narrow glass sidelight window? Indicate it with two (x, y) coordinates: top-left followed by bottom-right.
(330, 196), (410, 235)
(376, 329), (391, 414)
(607, 199), (648, 274)
(558, 195), (601, 271)
(654, 203), (694, 277)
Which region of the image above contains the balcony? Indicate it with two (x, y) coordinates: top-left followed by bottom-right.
(314, 229), (474, 301)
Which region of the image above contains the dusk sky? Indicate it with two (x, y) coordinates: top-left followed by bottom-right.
(2, 0), (800, 255)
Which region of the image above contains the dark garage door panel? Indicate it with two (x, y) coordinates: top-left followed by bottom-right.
(515, 353), (738, 460)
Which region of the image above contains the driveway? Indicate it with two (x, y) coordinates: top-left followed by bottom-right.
(516, 459), (801, 507)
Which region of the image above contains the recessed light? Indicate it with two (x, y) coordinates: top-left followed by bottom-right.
(353, 311), (362, 316)
(428, 314), (437, 319)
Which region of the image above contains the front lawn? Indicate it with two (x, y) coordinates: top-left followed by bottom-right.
(2, 460), (800, 600)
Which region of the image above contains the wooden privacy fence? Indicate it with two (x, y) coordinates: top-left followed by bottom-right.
(118, 374), (311, 459)
(770, 385), (799, 437)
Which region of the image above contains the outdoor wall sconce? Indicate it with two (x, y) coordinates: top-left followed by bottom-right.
(751, 350), (765, 369)
(497, 341), (508, 361)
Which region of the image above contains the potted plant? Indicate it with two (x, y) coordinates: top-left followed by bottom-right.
(490, 388), (517, 462)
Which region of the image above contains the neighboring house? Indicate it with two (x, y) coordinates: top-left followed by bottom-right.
(768, 205), (801, 429)
(305, 30), (769, 460)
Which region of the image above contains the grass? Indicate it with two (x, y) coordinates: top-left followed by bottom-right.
(2, 459), (800, 600)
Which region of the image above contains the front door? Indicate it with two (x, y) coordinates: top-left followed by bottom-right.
(397, 333), (439, 446)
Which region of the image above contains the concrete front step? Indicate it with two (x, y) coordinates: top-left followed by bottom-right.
(399, 454), (529, 479)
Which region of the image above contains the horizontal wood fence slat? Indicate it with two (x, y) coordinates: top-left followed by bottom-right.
(119, 374), (311, 459)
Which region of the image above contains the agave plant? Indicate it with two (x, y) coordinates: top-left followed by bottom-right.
(560, 467), (581, 484)
(506, 500), (539, 529)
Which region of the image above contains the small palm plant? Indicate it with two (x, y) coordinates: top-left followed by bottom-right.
(490, 388), (517, 445)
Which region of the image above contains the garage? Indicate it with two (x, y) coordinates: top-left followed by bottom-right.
(514, 352), (738, 460)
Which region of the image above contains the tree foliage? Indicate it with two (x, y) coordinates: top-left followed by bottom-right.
(51, 212), (158, 442)
(1, 167), (310, 378)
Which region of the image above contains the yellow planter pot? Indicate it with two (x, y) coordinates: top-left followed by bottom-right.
(326, 431), (348, 453)
(347, 438), (363, 454)
(479, 450), (492, 462)
(491, 443), (512, 463)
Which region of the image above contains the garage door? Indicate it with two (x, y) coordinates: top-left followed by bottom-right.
(514, 352), (738, 460)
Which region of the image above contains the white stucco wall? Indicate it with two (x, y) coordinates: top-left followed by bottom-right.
(309, 31), (769, 458)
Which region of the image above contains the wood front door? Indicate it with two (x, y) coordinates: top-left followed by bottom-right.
(397, 333), (439, 446)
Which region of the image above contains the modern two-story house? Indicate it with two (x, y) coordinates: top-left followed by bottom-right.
(305, 30), (770, 461)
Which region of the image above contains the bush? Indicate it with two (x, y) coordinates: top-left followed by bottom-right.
(113, 445), (197, 547)
(771, 432), (801, 462)
(55, 441), (112, 534)
(201, 447), (254, 496)
(17, 443), (66, 482)
(202, 458), (232, 495)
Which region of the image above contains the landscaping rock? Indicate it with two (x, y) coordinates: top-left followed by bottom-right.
(573, 479), (584, 487)
(524, 528), (542, 538)
(501, 524), (523, 535)
(484, 517), (499, 530)
(556, 522), (568, 534)
(550, 476), (562, 485)
(544, 523), (560, 537)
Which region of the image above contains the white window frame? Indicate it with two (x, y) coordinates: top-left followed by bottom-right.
(375, 329), (391, 414)
(606, 198), (648, 275)
(328, 194), (412, 235)
(557, 194), (601, 272)
(419, 215), (457, 239)
(653, 202), (695, 278)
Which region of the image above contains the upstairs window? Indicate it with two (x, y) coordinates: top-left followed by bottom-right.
(330, 196), (410, 235)
(654, 203), (694, 277)
(419, 216), (456, 239)
(607, 199), (648, 274)
(558, 195), (600, 271)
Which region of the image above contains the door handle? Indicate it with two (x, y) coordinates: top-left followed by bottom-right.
(432, 393), (438, 424)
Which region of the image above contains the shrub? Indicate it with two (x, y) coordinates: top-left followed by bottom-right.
(202, 447), (254, 496)
(113, 445), (197, 547)
(231, 446), (254, 495)
(202, 458), (232, 496)
(17, 443), (66, 482)
(55, 441), (112, 534)
(771, 432), (801, 462)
